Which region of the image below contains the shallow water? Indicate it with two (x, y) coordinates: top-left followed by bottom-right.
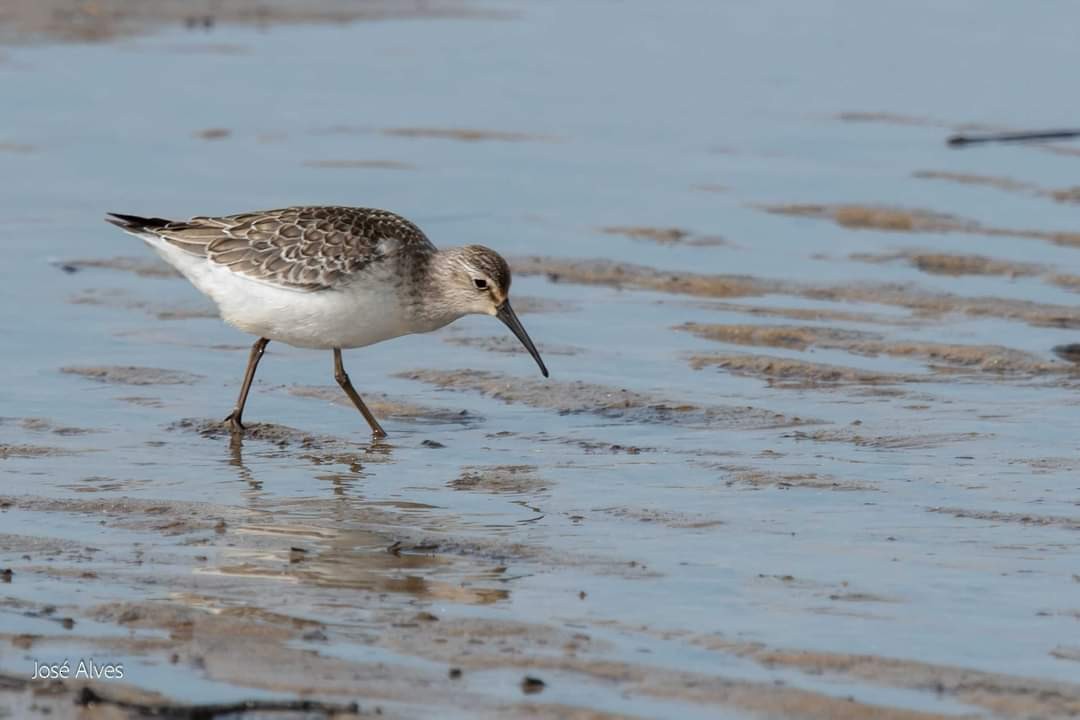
(2, 1), (1079, 718)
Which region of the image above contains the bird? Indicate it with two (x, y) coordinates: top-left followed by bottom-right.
(105, 206), (549, 439)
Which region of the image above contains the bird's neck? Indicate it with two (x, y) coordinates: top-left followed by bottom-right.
(407, 247), (467, 331)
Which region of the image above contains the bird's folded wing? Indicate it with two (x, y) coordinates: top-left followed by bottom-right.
(153, 206), (434, 291)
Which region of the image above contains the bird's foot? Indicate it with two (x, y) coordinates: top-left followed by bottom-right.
(224, 411), (246, 435)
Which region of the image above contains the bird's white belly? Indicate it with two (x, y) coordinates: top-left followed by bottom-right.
(150, 240), (417, 349)
(220, 278), (413, 349)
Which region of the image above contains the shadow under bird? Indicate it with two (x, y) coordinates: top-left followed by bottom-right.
(105, 206), (549, 438)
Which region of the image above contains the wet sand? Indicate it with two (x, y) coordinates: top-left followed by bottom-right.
(0, 0), (495, 44)
(2, 1), (1080, 718)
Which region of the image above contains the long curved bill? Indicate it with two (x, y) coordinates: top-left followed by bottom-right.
(496, 300), (549, 378)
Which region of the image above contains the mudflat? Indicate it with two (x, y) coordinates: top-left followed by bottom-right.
(1, 1), (1078, 718)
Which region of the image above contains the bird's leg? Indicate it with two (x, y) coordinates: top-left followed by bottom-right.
(333, 348), (387, 439)
(224, 337), (270, 433)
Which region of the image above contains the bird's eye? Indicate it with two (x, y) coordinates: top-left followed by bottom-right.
(473, 278), (488, 290)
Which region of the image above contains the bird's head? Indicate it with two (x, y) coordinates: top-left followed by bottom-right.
(437, 245), (549, 378)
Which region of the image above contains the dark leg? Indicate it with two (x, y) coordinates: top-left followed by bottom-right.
(224, 337), (270, 433)
(333, 348), (387, 439)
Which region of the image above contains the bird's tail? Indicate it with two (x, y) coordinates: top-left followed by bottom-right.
(104, 212), (172, 234)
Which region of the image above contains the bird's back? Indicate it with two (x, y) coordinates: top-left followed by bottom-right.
(106, 206), (436, 292)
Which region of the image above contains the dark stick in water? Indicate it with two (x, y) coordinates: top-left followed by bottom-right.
(947, 128), (1080, 147)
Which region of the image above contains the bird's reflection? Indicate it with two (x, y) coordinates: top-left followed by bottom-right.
(228, 433), (260, 490)
(209, 428), (509, 606)
(224, 426), (394, 497)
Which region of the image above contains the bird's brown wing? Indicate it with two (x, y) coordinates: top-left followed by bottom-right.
(145, 206), (435, 291)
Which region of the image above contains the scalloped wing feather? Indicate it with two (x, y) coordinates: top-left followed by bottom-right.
(152, 206), (434, 291)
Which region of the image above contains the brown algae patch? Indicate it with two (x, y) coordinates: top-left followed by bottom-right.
(193, 127), (231, 140)
(912, 170), (1041, 195)
(384, 534), (591, 575)
(0, 675), (177, 720)
(396, 369), (812, 429)
(785, 429), (982, 450)
(514, 256), (1080, 328)
(678, 323), (876, 351)
(1049, 186), (1080, 204)
(927, 507), (1080, 530)
(507, 433), (651, 455)
(760, 202), (1080, 248)
(376, 618), (966, 720)
(915, 169), (1080, 206)
(594, 506), (725, 528)
(683, 633), (1080, 720)
(600, 225), (689, 244)
(851, 250), (1080, 295)
(1047, 274), (1080, 293)
(598, 226), (727, 247)
(0, 444), (80, 459)
(0, 1), (500, 47)
(66, 600), (443, 705)
(762, 203), (973, 233)
(802, 283), (1080, 329)
(169, 417), (353, 450)
(381, 127), (555, 143)
(58, 256), (180, 278)
(61, 365), (203, 385)
(834, 112), (949, 127)
(89, 601), (307, 639)
(289, 385), (481, 425)
(450, 465), (547, 494)
(0, 494), (249, 536)
(0, 141), (36, 153)
(115, 395), (166, 408)
(1, 417), (97, 436)
(856, 342), (1057, 374)
(678, 323), (1069, 376)
(1015, 456), (1080, 473)
(706, 465), (875, 491)
(512, 256), (779, 299)
(169, 418), (390, 471)
(850, 250), (1046, 278)
(689, 353), (916, 387)
(60, 475), (148, 494)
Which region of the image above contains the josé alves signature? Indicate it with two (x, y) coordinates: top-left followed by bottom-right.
(33, 658), (125, 680)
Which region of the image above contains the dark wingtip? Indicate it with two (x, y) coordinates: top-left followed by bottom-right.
(105, 212), (171, 231)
